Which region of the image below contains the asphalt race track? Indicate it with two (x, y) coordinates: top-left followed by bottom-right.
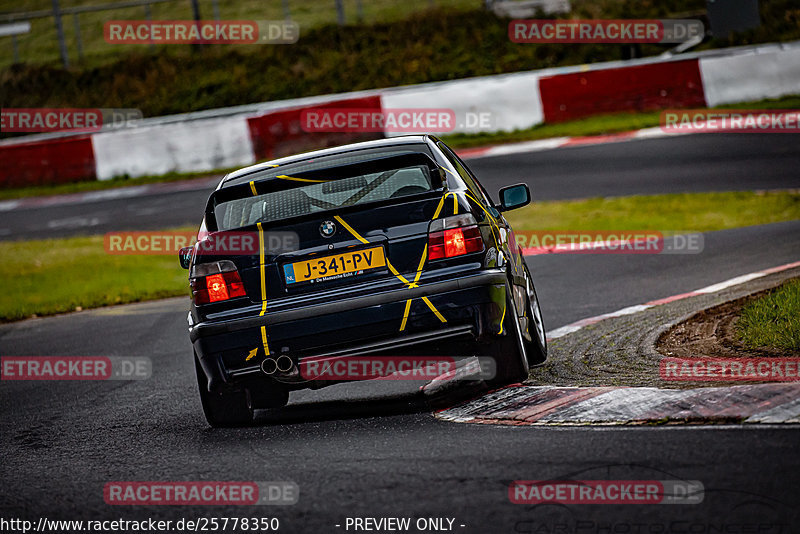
(1, 134), (799, 532)
(1, 134), (799, 241)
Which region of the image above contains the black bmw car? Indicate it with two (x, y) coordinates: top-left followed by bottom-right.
(181, 135), (547, 426)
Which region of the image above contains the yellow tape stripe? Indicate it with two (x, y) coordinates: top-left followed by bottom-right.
(463, 191), (502, 253)
(257, 218), (271, 355)
(387, 262), (411, 286)
(421, 297), (447, 323)
(249, 181), (258, 196)
(399, 299), (413, 332)
(335, 211), (445, 327)
(335, 215), (411, 286)
(463, 191), (497, 224)
(432, 192), (458, 220)
(257, 223), (267, 307)
(458, 192), (511, 332)
(463, 190), (519, 275)
(260, 325), (270, 356)
(432, 194), (447, 220)
(276, 174), (328, 183)
(413, 244), (427, 283)
(333, 215), (369, 244)
(406, 192), (454, 324)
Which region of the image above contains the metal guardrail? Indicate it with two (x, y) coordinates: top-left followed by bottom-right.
(0, 21), (31, 35)
(0, 0), (175, 22)
(0, 0), (185, 67)
(0, 21), (31, 62)
(0, 0), (415, 68)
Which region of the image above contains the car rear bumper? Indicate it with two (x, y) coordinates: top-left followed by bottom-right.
(191, 269), (509, 392)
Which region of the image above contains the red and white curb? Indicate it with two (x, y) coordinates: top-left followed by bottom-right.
(436, 383), (800, 424)
(546, 260), (800, 341)
(436, 260), (800, 425)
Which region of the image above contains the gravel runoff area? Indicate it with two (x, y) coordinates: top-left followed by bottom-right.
(435, 266), (800, 425)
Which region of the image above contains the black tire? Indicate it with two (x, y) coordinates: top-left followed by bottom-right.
(486, 288), (530, 387)
(520, 268), (548, 368)
(195, 356), (253, 427)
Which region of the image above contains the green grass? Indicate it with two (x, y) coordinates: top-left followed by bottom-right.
(1, 0), (478, 70)
(504, 191), (800, 232)
(737, 279), (800, 351)
(3, 190), (799, 322)
(0, 231), (191, 322)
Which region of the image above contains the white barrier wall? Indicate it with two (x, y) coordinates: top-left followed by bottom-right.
(9, 41), (799, 185)
(92, 116), (255, 180)
(380, 71), (543, 136)
(699, 46), (800, 107)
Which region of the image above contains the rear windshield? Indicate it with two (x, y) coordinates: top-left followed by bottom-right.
(215, 152), (437, 231)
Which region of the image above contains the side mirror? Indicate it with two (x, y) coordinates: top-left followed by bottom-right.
(498, 183), (531, 211)
(178, 246), (194, 269)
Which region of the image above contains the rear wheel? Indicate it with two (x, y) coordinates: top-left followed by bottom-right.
(195, 356), (253, 427)
(520, 270), (547, 368)
(486, 289), (530, 387)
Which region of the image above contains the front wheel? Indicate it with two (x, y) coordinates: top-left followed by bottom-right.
(195, 356), (253, 427)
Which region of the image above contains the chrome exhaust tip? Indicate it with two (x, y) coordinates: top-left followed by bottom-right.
(261, 358), (278, 375)
(276, 355), (294, 373)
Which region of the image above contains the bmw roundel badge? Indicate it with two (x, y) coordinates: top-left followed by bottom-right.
(320, 220), (336, 238)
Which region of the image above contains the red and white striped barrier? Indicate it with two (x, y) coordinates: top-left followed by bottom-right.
(0, 135), (96, 188)
(2, 42), (798, 187)
(699, 46), (800, 106)
(538, 59), (706, 123)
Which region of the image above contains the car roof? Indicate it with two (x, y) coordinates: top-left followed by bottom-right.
(221, 135), (433, 187)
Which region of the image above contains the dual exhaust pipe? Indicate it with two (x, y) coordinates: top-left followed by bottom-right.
(261, 354), (296, 376)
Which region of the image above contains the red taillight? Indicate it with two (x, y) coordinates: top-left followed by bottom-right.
(193, 270), (246, 304)
(206, 274), (229, 302)
(445, 228), (466, 257)
(429, 225), (483, 260)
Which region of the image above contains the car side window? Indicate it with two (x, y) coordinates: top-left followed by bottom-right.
(437, 142), (497, 212)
